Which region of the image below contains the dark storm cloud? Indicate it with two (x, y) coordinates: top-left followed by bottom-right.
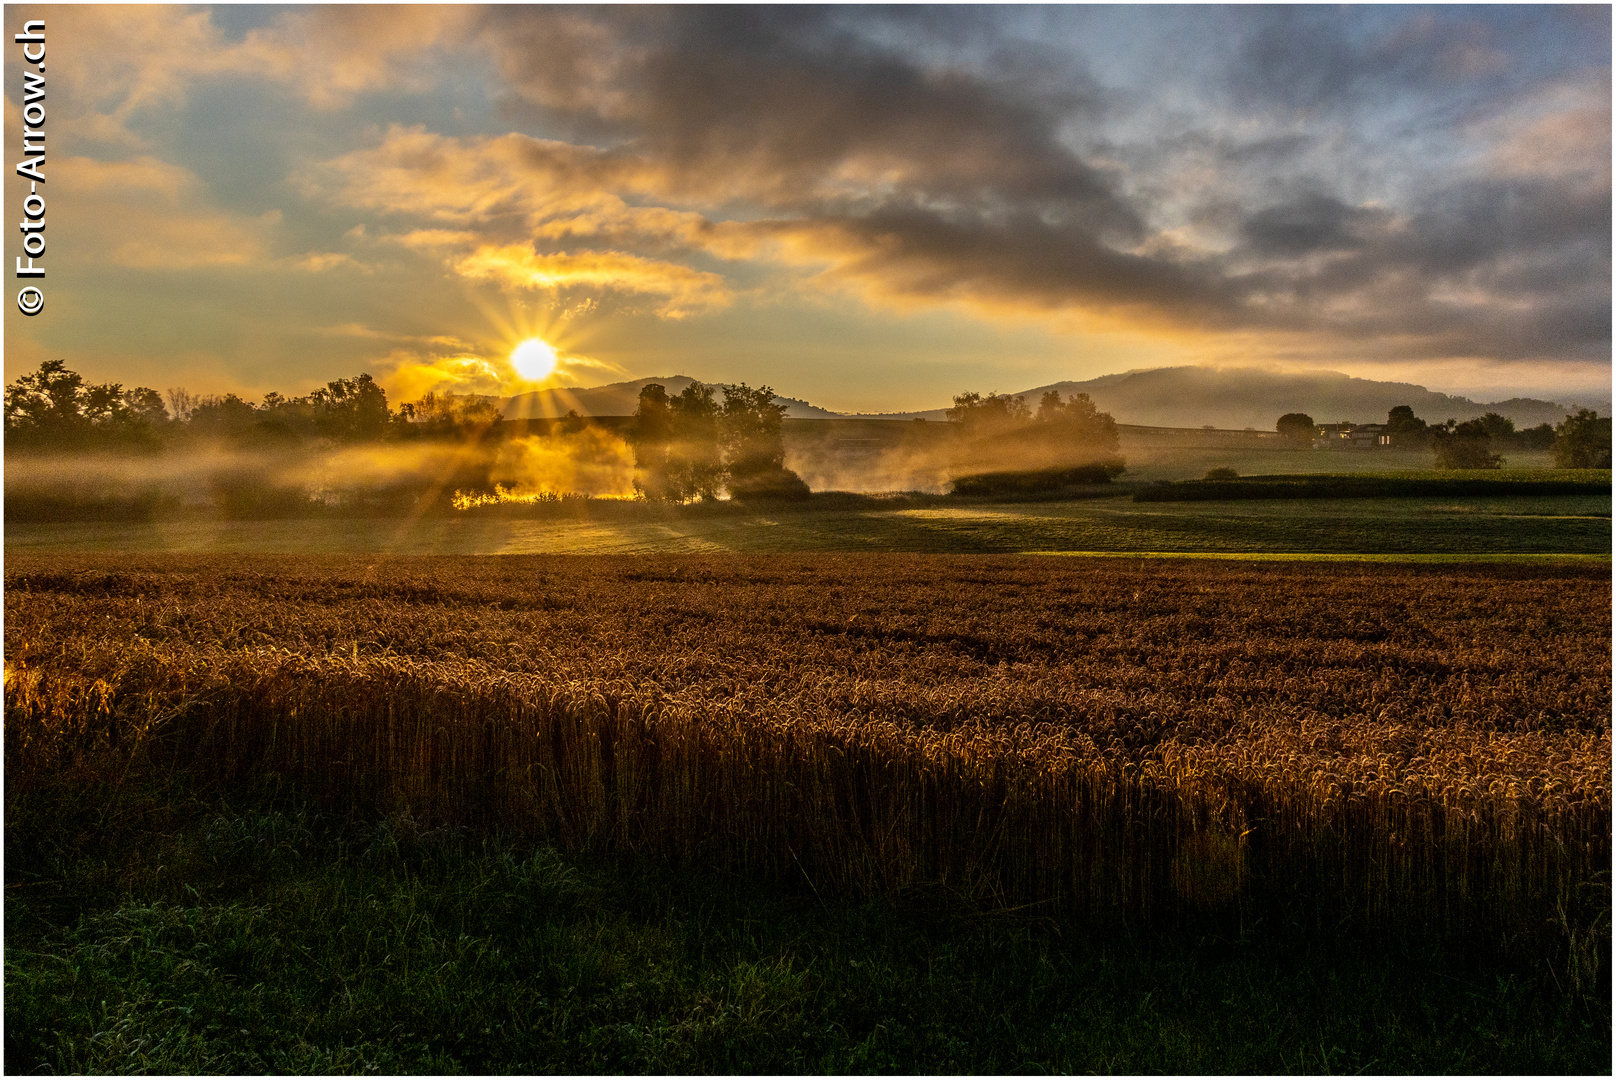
(461, 5), (1608, 363)
(482, 6), (1131, 228)
(1240, 193), (1383, 257)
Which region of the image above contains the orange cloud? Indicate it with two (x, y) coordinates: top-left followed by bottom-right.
(305, 125), (706, 245)
(453, 244), (732, 318)
(374, 350), (509, 403)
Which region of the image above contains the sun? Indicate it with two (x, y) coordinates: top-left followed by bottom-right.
(510, 337), (559, 381)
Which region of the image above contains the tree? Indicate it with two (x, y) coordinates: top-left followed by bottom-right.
(1275, 413), (1315, 446)
(947, 388), (1124, 482)
(1432, 418), (1503, 469)
(4, 359), (167, 449)
(947, 391), (1030, 435)
(1033, 390), (1120, 453)
(1553, 409), (1612, 469)
(629, 384), (675, 499)
(123, 387), (169, 427)
(398, 392), (504, 441)
(187, 394), (261, 438)
(5, 359), (89, 435)
(309, 373), (393, 442)
(1519, 423), (1556, 451)
(720, 383), (809, 500)
(1471, 412), (1516, 445)
(1385, 405), (1429, 448)
(663, 382), (723, 501)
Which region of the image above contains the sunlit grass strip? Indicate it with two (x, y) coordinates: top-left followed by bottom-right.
(451, 484), (580, 509)
(451, 485), (645, 509)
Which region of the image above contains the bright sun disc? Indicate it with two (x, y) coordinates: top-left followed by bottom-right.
(510, 338), (558, 381)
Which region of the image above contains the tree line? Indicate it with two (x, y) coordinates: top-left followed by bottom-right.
(3, 360), (502, 451)
(946, 388), (1121, 449)
(1276, 405), (1609, 469)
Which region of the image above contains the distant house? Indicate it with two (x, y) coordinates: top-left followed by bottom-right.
(1313, 423), (1391, 449)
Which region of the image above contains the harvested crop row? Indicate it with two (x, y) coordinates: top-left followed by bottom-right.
(6, 553), (1609, 950)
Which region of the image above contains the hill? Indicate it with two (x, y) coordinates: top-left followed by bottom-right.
(501, 366), (1602, 431)
(859, 366), (1601, 430)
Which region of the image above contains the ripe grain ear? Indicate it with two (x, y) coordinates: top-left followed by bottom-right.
(5, 553), (1608, 954)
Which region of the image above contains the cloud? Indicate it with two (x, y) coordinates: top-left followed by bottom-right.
(479, 7), (1130, 221)
(452, 244), (732, 319)
(93, 4), (1592, 382)
(461, 7), (1608, 367)
(318, 324), (474, 350)
(26, 5), (475, 143)
(56, 155), (274, 269)
(369, 349), (509, 404)
(1476, 74), (1612, 187)
(290, 252), (368, 274)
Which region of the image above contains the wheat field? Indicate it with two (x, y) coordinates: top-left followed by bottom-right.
(6, 553), (1608, 960)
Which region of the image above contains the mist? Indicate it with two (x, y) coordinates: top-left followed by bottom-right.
(4, 426), (642, 522)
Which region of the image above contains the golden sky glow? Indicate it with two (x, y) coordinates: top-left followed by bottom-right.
(3, 5), (1609, 412)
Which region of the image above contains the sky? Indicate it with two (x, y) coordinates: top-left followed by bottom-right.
(4, 4), (1610, 414)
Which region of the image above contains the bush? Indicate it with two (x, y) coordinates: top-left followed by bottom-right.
(727, 467), (811, 502)
(949, 462), (1123, 496)
(1432, 433), (1502, 470)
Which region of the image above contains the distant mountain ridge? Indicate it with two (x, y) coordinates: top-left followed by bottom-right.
(501, 376), (840, 420)
(503, 366), (1603, 430)
(855, 366), (1605, 430)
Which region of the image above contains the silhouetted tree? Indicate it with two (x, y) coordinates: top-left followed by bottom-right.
(187, 394), (260, 438)
(1275, 412), (1315, 446)
(4, 360), (167, 449)
(666, 382), (723, 501)
(1034, 390), (1120, 453)
(721, 383), (809, 500)
(1519, 423), (1556, 451)
(947, 388), (1124, 481)
(1385, 405), (1429, 448)
(629, 384), (675, 499)
(1553, 409), (1612, 469)
(1431, 418), (1503, 469)
(310, 373), (393, 442)
(1472, 412), (1516, 444)
(947, 391), (1031, 434)
(398, 391), (504, 440)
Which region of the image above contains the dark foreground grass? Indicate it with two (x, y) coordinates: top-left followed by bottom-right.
(7, 782), (1609, 1075)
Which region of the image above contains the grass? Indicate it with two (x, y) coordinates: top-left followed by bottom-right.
(5, 488), (1609, 555)
(1112, 446), (1562, 482)
(7, 794), (1609, 1075)
(1136, 471), (1611, 501)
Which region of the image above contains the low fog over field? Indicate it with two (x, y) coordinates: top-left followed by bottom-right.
(6, 360), (1606, 521)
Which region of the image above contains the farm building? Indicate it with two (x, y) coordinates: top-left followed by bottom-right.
(1313, 423), (1392, 449)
